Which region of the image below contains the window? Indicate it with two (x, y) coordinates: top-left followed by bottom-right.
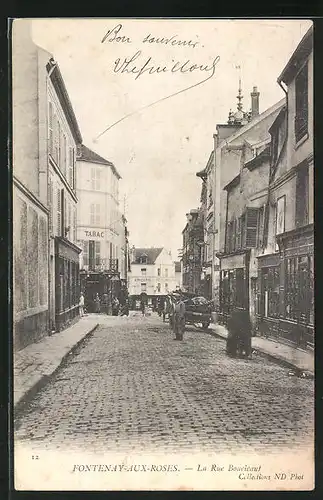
(53, 114), (59, 164)
(73, 207), (76, 242)
(285, 255), (313, 324)
(157, 283), (161, 292)
(60, 133), (67, 177)
(69, 147), (74, 188)
(165, 282), (168, 292)
(88, 240), (95, 270)
(141, 283), (147, 292)
(57, 188), (61, 236)
(48, 102), (53, 155)
(57, 121), (61, 168)
(261, 267), (280, 318)
(139, 254), (147, 264)
(245, 208), (259, 247)
(90, 203), (101, 225)
(165, 268), (168, 278)
(91, 167), (101, 191)
(48, 176), (53, 234)
(257, 206), (265, 247)
(95, 241), (101, 266)
(141, 268), (147, 276)
(295, 164), (309, 227)
(275, 196), (286, 236)
(295, 63), (308, 143)
(157, 268), (161, 276)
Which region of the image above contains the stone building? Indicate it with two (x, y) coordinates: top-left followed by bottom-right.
(12, 20), (82, 347)
(256, 26), (314, 349)
(181, 209), (204, 295)
(128, 247), (177, 308)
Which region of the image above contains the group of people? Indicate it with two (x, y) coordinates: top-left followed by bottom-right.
(79, 292), (129, 317)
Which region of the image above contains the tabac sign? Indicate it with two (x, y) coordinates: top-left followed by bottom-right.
(78, 229), (105, 240)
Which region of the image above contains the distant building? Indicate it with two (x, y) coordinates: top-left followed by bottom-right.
(174, 261), (182, 290)
(128, 247), (177, 308)
(181, 209), (204, 295)
(76, 145), (125, 276)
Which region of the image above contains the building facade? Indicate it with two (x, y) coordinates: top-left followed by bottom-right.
(181, 209), (204, 295)
(213, 90), (284, 321)
(76, 145), (127, 309)
(46, 59), (82, 332)
(128, 247), (177, 308)
(12, 21), (82, 348)
(256, 26), (314, 349)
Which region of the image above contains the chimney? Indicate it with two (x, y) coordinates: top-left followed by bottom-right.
(251, 86), (260, 118)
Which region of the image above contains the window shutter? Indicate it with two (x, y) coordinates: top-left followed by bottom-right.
(48, 176), (53, 234)
(96, 204), (100, 225)
(257, 206), (265, 247)
(57, 188), (61, 236)
(90, 203), (95, 225)
(95, 241), (101, 266)
(245, 208), (259, 247)
(91, 168), (96, 190)
(48, 102), (53, 155)
(73, 207), (76, 242)
(57, 121), (61, 168)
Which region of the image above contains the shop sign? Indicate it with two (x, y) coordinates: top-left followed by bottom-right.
(83, 230), (105, 238)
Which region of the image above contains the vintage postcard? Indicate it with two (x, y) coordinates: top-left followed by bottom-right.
(12, 18), (314, 491)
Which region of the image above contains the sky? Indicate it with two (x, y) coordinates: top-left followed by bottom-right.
(31, 18), (312, 259)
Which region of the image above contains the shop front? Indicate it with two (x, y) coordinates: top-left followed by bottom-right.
(218, 250), (250, 325)
(55, 236), (82, 331)
(257, 224), (314, 349)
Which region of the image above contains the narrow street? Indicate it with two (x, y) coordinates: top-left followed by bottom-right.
(14, 313), (314, 455)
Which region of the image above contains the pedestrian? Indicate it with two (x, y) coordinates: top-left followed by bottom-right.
(112, 297), (120, 316)
(79, 292), (85, 317)
(163, 298), (168, 323)
(140, 299), (146, 317)
(237, 309), (252, 358)
(174, 295), (186, 341)
(94, 293), (101, 313)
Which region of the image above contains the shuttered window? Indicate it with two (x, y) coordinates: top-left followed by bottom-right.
(73, 207), (77, 242)
(235, 217), (241, 250)
(69, 147), (74, 188)
(53, 115), (59, 164)
(48, 102), (53, 155)
(295, 63), (308, 143)
(95, 241), (101, 266)
(60, 133), (67, 177)
(245, 208), (259, 247)
(57, 188), (61, 236)
(257, 206), (265, 247)
(48, 176), (53, 234)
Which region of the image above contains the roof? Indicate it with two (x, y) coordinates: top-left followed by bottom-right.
(46, 58), (82, 144)
(174, 261), (181, 273)
(244, 145), (271, 171)
(278, 26), (313, 85)
(132, 247), (163, 265)
(77, 145), (122, 179)
(223, 173), (240, 192)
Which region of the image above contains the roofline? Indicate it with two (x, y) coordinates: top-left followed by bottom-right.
(223, 173), (240, 191)
(47, 59), (82, 144)
(277, 25), (313, 85)
(79, 157), (122, 180)
(217, 99), (285, 148)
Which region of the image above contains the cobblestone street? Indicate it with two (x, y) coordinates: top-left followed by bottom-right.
(14, 314), (314, 455)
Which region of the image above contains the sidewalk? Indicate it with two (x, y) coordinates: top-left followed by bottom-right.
(14, 316), (99, 409)
(209, 323), (314, 377)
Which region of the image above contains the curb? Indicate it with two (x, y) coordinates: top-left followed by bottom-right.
(14, 324), (99, 416)
(208, 327), (314, 379)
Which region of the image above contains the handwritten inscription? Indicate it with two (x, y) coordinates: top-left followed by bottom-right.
(113, 50), (220, 81)
(102, 24), (199, 48)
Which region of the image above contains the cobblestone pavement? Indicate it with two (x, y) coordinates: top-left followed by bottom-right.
(14, 314), (314, 455)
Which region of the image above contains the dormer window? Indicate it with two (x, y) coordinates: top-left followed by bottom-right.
(139, 254), (148, 264)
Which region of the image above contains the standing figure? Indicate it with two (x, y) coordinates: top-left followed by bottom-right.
(237, 309), (252, 358)
(140, 299), (146, 317)
(79, 292), (85, 317)
(174, 296), (186, 341)
(163, 298), (169, 323)
(112, 297), (120, 316)
(94, 293), (101, 313)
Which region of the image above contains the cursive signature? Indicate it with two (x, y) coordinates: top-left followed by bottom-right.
(113, 50), (220, 81)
